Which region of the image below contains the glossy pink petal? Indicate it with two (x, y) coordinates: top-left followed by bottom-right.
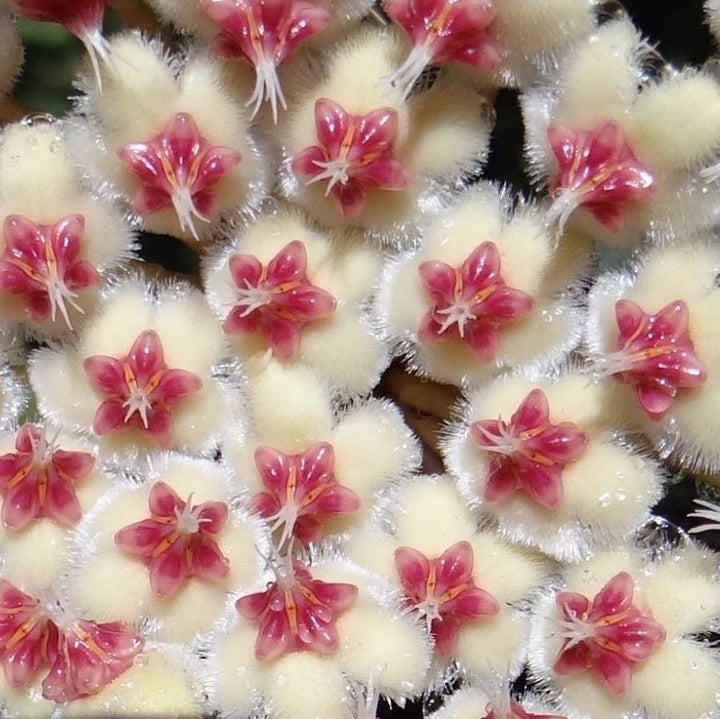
(553, 572), (665, 695)
(394, 546), (431, 598)
(605, 299), (707, 421)
(149, 539), (189, 598)
(548, 121), (655, 233)
(42, 619), (143, 703)
(471, 389), (588, 509)
(292, 99), (408, 218)
(418, 241), (533, 361)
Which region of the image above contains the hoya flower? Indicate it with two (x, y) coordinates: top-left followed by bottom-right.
(0, 121), (133, 336)
(77, 34), (266, 243)
(428, 687), (566, 719)
(378, 183), (590, 387)
(347, 476), (551, 682)
(29, 279), (240, 459)
(383, 0), (597, 98)
(0, 8), (22, 100)
(9, 0), (109, 86)
(278, 28), (493, 234)
(222, 360), (420, 548)
(0, 423), (110, 596)
(209, 553), (432, 719)
(528, 544), (720, 719)
(204, 207), (390, 394)
(145, 0), (374, 122)
(444, 372), (664, 562)
(523, 19), (720, 247)
(586, 241), (720, 474)
(66, 454), (266, 644)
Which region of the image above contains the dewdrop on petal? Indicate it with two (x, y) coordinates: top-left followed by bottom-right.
(0, 121), (134, 336)
(382, 0), (597, 98)
(0, 8), (23, 100)
(278, 28), (493, 235)
(523, 19), (720, 247)
(586, 240), (720, 476)
(209, 555), (432, 719)
(222, 359), (421, 549)
(66, 453), (266, 644)
(444, 372), (664, 562)
(347, 476), (552, 683)
(377, 182), (590, 387)
(203, 206), (389, 395)
(9, 0), (110, 88)
(78, 33), (266, 243)
(28, 278), (240, 460)
(528, 544), (720, 719)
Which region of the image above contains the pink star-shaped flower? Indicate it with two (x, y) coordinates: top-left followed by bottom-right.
(604, 299), (708, 421)
(0, 214), (99, 329)
(236, 557), (357, 661)
(554, 571), (666, 695)
(292, 98), (410, 220)
(484, 702), (566, 719)
(42, 619), (144, 703)
(223, 240), (337, 361)
(118, 113), (242, 240)
(0, 424), (95, 530)
(394, 541), (499, 656)
(114, 481), (230, 598)
(547, 121), (655, 233)
(249, 442), (361, 548)
(471, 389), (588, 509)
(383, 0), (500, 98)
(82, 329), (203, 448)
(417, 241), (534, 361)
(0, 579), (57, 689)
(203, 0), (330, 121)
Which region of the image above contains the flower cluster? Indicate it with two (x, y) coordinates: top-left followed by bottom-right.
(0, 3), (720, 719)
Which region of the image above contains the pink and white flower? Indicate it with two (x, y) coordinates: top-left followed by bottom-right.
(470, 389), (588, 509)
(0, 214), (99, 329)
(0, 423), (95, 530)
(383, 0), (500, 98)
(115, 480), (230, 598)
(249, 442), (360, 548)
(204, 0), (330, 121)
(118, 113), (242, 241)
(292, 99), (409, 219)
(83, 329), (203, 448)
(418, 241), (534, 362)
(395, 540), (499, 656)
(547, 121), (655, 233)
(223, 240), (336, 361)
(236, 556), (358, 661)
(553, 571), (665, 695)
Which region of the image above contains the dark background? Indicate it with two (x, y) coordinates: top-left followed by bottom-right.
(7, 1), (716, 717)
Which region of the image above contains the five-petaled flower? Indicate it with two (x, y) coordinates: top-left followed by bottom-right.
(118, 113), (242, 240)
(0, 214), (99, 329)
(547, 121), (655, 233)
(600, 299), (708, 421)
(82, 329), (203, 448)
(292, 98), (410, 220)
(223, 240), (337, 361)
(0, 423), (95, 530)
(42, 618), (144, 703)
(394, 540), (499, 656)
(471, 389), (588, 509)
(383, 0), (500, 98)
(236, 556), (358, 661)
(0, 579), (57, 689)
(418, 241), (534, 361)
(114, 480), (230, 598)
(203, 0), (330, 121)
(249, 442), (361, 549)
(553, 571), (666, 695)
